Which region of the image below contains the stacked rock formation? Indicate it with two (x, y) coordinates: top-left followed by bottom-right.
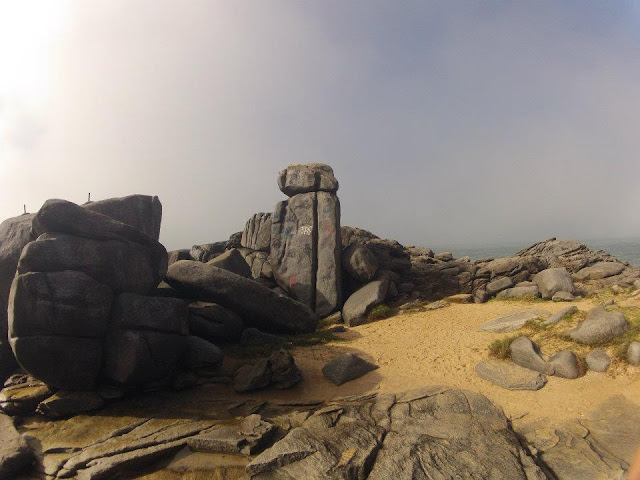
(270, 164), (342, 317)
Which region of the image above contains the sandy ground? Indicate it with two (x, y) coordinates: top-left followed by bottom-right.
(253, 296), (640, 424)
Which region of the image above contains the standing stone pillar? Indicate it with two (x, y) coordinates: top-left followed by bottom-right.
(270, 164), (342, 317)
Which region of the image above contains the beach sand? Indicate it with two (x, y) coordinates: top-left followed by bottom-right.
(252, 296), (640, 424)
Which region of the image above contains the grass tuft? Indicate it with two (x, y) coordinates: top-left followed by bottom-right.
(488, 335), (519, 360)
(367, 304), (393, 321)
(226, 330), (345, 359)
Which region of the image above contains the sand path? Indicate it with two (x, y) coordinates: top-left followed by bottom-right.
(254, 297), (640, 424)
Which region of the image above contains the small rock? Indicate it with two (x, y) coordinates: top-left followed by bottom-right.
(627, 342), (640, 366)
(476, 359), (547, 391)
(552, 291), (575, 302)
(533, 268), (576, 300)
(496, 286), (540, 299)
(446, 294), (473, 304)
(269, 350), (302, 389)
(548, 350), (580, 379)
(342, 243), (378, 283)
(474, 288), (490, 304)
(342, 280), (389, 327)
(0, 381), (53, 416)
(585, 349), (611, 372)
(434, 251), (453, 261)
(36, 391), (105, 418)
(0, 412), (33, 478)
(509, 337), (554, 375)
(569, 307), (629, 345)
(601, 299), (615, 307)
(327, 325), (347, 333)
(322, 353), (378, 386)
(544, 306), (578, 325)
(234, 360), (272, 393)
(183, 336), (224, 374)
(206, 249), (252, 278)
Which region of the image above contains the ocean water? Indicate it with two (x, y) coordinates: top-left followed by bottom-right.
(434, 238), (640, 267)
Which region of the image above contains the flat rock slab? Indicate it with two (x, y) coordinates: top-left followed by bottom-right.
(574, 262), (626, 281)
(322, 353), (378, 385)
(0, 412), (33, 478)
(569, 307), (629, 345)
(476, 359), (547, 390)
(544, 305), (578, 325)
(496, 285), (540, 299)
(581, 394), (640, 464)
(167, 260), (318, 334)
(477, 308), (550, 333)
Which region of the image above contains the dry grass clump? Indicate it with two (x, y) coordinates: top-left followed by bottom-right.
(367, 304), (393, 321)
(488, 335), (519, 360)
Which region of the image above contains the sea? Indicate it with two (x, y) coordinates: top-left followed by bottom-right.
(431, 238), (640, 268)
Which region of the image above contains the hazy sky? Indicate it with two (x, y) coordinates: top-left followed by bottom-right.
(1, 1), (639, 250)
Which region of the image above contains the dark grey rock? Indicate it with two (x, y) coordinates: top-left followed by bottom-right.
(533, 267), (576, 300)
(476, 359), (547, 390)
(0, 213), (35, 382)
(627, 341), (640, 366)
(544, 305), (578, 325)
(234, 359), (272, 393)
(552, 291), (576, 302)
(226, 231), (243, 249)
(18, 233), (162, 294)
(322, 353), (378, 385)
(240, 328), (287, 347)
(206, 248), (252, 278)
(183, 336), (224, 373)
(36, 391), (104, 418)
(0, 412), (33, 478)
(342, 243), (378, 282)
(315, 191), (342, 317)
(342, 279), (389, 327)
(167, 260), (318, 334)
(397, 282), (415, 294)
(84, 194), (162, 240)
(10, 335), (103, 390)
(188, 302), (244, 343)
(31, 199), (167, 281)
(277, 163), (338, 196)
(585, 348), (611, 372)
(486, 276), (513, 296)
(574, 262), (626, 281)
(189, 242), (227, 263)
(569, 307), (629, 345)
(548, 350), (580, 379)
(9, 270), (112, 338)
(102, 330), (187, 386)
(111, 293), (188, 335)
(509, 336), (554, 375)
(269, 350), (302, 389)
(241, 213), (272, 252)
(496, 285), (540, 299)
(434, 251), (453, 261)
(474, 288), (490, 303)
(477, 309), (550, 333)
(167, 249), (191, 265)
(0, 379), (52, 415)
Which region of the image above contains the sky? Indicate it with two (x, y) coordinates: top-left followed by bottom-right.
(1, 1), (639, 251)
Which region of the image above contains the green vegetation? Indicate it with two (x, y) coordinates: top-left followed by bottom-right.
(488, 335), (519, 359)
(226, 329), (345, 359)
(489, 294), (543, 303)
(367, 303), (393, 321)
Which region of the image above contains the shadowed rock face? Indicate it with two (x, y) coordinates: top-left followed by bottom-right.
(84, 194), (162, 241)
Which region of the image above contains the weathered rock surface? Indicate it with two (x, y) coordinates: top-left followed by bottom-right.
(189, 242), (226, 263)
(206, 248), (252, 278)
(188, 302), (244, 343)
(277, 163), (339, 197)
(627, 341), (640, 366)
(548, 350), (580, 379)
(321, 353), (378, 385)
(510, 336), (554, 375)
(167, 248), (191, 265)
(36, 391), (105, 418)
(0, 412), (33, 478)
(111, 293), (188, 335)
(574, 261), (626, 281)
(477, 309), (550, 333)
(544, 305), (578, 325)
(486, 276), (514, 296)
(315, 191), (342, 316)
(569, 307), (629, 345)
(342, 279), (389, 327)
(234, 350), (302, 393)
(533, 267), (576, 300)
(183, 336), (224, 374)
(552, 291), (575, 302)
(241, 212), (272, 251)
(84, 194), (162, 240)
(103, 330), (187, 386)
(0, 213), (35, 382)
(167, 260), (318, 334)
(585, 348), (611, 372)
(234, 359), (272, 393)
(497, 285), (540, 298)
(476, 359), (547, 390)
(0, 377), (53, 415)
(342, 243), (378, 282)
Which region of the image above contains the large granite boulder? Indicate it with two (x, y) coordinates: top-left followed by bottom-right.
(574, 261), (626, 281)
(342, 279), (389, 327)
(111, 293), (187, 335)
(167, 260), (318, 334)
(84, 194), (162, 240)
(533, 267), (576, 300)
(18, 233), (161, 294)
(342, 243), (378, 282)
(0, 213), (35, 382)
(509, 337), (554, 375)
(241, 213), (272, 251)
(277, 163), (338, 197)
(188, 302), (244, 343)
(189, 242), (227, 263)
(271, 183), (342, 317)
(167, 249), (191, 266)
(206, 249), (252, 278)
(569, 307), (629, 345)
